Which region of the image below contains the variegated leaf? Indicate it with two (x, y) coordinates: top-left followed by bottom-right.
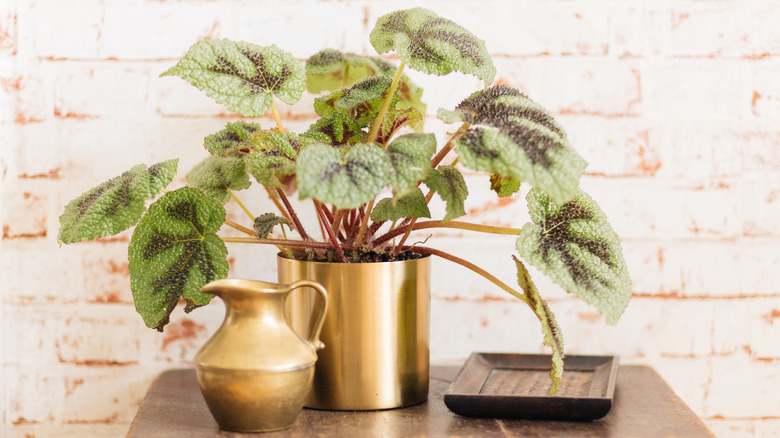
(162, 39), (305, 117)
(303, 113), (365, 151)
(313, 76), (393, 127)
(128, 187), (228, 331)
(386, 133), (436, 193)
(516, 189), (631, 324)
(185, 156), (251, 204)
(253, 212), (292, 239)
(297, 142), (391, 209)
(513, 256), (565, 395)
(246, 130), (314, 187)
(370, 8), (495, 84)
(204, 121), (263, 157)
(444, 85), (586, 204)
(424, 165), (468, 222)
(374, 107), (424, 146)
(58, 159), (178, 244)
(306, 49), (427, 129)
(371, 188), (431, 222)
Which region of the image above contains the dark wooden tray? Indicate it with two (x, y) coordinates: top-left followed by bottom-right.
(444, 353), (619, 421)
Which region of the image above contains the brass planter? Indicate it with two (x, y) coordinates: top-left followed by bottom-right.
(278, 254), (431, 410)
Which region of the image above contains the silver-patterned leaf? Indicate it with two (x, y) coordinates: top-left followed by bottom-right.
(424, 165), (468, 222)
(370, 8), (495, 84)
(513, 256), (565, 395)
(516, 189), (631, 324)
(371, 188), (431, 222)
(162, 39), (305, 117)
(185, 156), (251, 204)
(58, 159), (178, 244)
(128, 187), (228, 331)
(297, 142), (391, 209)
(246, 130), (314, 187)
(386, 133), (436, 193)
(445, 85), (587, 204)
(204, 121), (263, 157)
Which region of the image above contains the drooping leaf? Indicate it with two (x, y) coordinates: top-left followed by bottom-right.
(297, 142), (391, 209)
(305, 50), (427, 126)
(386, 133), (436, 193)
(443, 85), (587, 204)
(246, 130), (314, 187)
(204, 121), (263, 157)
(58, 160), (178, 244)
(162, 39), (305, 117)
(374, 107), (424, 146)
(490, 173), (521, 197)
(185, 156), (251, 204)
(303, 113), (365, 151)
(314, 76), (394, 126)
(513, 256), (565, 395)
(424, 165), (468, 222)
(371, 188), (431, 222)
(516, 188), (631, 324)
(253, 212), (293, 239)
(370, 8), (496, 84)
(128, 187), (228, 331)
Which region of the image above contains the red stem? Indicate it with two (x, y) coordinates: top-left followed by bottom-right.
(276, 187), (309, 240)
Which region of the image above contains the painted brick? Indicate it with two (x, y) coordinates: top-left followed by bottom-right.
(30, 0), (102, 59)
(643, 59), (752, 120)
(704, 355), (780, 417)
(739, 177), (780, 238)
(0, 0), (17, 57)
(668, 3), (780, 59)
(711, 297), (780, 359)
(54, 305), (144, 366)
(1, 181), (48, 239)
(0, 59), (51, 124)
(664, 123), (745, 179)
(610, 3), (669, 58)
(751, 64), (780, 120)
(704, 419), (780, 438)
(494, 56), (642, 117)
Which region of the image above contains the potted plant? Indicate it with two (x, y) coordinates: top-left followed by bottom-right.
(58, 7), (630, 408)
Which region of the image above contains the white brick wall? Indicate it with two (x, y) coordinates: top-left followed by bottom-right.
(2, 1), (779, 436)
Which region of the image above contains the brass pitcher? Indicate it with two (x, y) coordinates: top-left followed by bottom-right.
(193, 279), (328, 432)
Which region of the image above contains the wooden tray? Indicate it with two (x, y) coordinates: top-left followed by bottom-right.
(444, 353), (619, 421)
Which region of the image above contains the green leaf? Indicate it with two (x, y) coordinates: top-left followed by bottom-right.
(374, 107), (424, 146)
(128, 187), (228, 331)
(386, 133), (436, 193)
(303, 113), (365, 151)
(314, 76), (393, 126)
(424, 165), (468, 222)
(297, 142), (391, 209)
(513, 256), (565, 395)
(204, 121), (263, 157)
(253, 212), (292, 239)
(246, 130), (314, 187)
(516, 188), (631, 325)
(58, 160), (178, 244)
(185, 156), (251, 204)
(371, 188), (431, 222)
(446, 85), (587, 204)
(162, 39), (305, 117)
(490, 173), (521, 197)
(370, 8), (496, 84)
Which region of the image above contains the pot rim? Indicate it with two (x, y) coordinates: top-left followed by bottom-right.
(276, 252), (431, 265)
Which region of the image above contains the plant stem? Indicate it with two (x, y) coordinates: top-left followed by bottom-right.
(224, 219), (256, 236)
(264, 186), (292, 222)
(221, 236), (352, 251)
(367, 61), (406, 144)
(378, 220), (521, 248)
(229, 190), (255, 222)
(407, 246), (529, 305)
(314, 201), (348, 263)
(276, 187), (309, 240)
(270, 100), (285, 132)
(431, 122), (470, 168)
(353, 199), (374, 250)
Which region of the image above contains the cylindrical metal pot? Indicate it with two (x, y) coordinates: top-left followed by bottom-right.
(278, 254), (431, 411)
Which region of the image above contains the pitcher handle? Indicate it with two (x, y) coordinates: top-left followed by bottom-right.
(288, 280), (329, 351)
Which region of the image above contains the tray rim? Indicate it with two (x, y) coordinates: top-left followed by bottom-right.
(444, 352), (620, 420)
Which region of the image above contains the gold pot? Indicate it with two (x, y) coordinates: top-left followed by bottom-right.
(278, 254), (430, 410)
(194, 279), (328, 432)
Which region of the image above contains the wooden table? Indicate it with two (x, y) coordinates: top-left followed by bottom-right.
(127, 365), (714, 437)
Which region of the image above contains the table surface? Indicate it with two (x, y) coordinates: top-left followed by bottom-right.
(127, 365), (714, 438)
